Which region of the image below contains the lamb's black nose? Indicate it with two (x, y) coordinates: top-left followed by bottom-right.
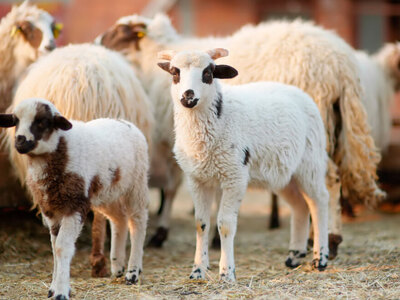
(182, 89), (194, 100)
(16, 135), (26, 144)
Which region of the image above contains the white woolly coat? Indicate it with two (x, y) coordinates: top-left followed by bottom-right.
(173, 81), (327, 192)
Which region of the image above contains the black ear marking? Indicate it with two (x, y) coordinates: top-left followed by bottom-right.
(157, 62), (171, 73)
(213, 65), (238, 79)
(0, 114), (17, 128)
(54, 115), (72, 131)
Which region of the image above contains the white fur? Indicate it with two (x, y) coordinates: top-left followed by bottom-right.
(163, 50), (329, 281)
(11, 98), (149, 299)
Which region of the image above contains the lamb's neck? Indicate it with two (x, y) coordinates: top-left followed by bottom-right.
(173, 92), (223, 160)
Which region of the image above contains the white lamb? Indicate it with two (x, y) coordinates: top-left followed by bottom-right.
(97, 15), (385, 256)
(0, 98), (149, 299)
(158, 48), (329, 281)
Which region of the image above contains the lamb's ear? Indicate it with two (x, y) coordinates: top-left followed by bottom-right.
(158, 62), (171, 74)
(213, 65), (238, 79)
(54, 115), (72, 131)
(0, 114), (17, 128)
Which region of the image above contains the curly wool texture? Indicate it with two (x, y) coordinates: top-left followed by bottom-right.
(115, 15), (384, 206)
(6, 44), (154, 192)
(0, 2), (47, 112)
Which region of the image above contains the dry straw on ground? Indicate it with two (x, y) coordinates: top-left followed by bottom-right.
(1, 187), (399, 299)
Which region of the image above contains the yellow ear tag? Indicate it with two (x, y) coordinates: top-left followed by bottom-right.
(53, 23), (63, 39)
(137, 31), (145, 38)
(10, 25), (20, 37)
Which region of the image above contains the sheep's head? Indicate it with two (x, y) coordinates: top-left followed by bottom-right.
(157, 48), (238, 109)
(97, 13), (176, 55)
(0, 98), (71, 155)
(376, 42), (400, 91)
(96, 14), (149, 52)
(10, 1), (61, 61)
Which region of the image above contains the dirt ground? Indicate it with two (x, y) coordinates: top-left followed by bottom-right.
(1, 185), (400, 300)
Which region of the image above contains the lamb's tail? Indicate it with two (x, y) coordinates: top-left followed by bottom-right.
(334, 65), (386, 207)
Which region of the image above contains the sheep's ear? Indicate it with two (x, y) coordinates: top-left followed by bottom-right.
(54, 115), (72, 131)
(158, 62), (171, 74)
(0, 114), (17, 128)
(213, 65), (238, 79)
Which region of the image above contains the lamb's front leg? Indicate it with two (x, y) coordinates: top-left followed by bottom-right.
(217, 180), (247, 282)
(188, 178), (214, 280)
(44, 216), (59, 298)
(52, 213), (83, 300)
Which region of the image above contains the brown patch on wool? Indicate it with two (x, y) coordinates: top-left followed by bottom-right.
(100, 23), (146, 51)
(30, 103), (54, 142)
(220, 225), (229, 238)
(111, 168), (121, 186)
(31, 137), (91, 221)
(17, 20), (43, 49)
(89, 175), (102, 198)
(50, 223), (60, 236)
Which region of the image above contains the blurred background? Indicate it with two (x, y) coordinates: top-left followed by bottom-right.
(1, 0), (399, 52)
(1, 0), (400, 204)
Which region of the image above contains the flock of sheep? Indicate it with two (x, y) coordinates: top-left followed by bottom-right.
(0, 1), (398, 299)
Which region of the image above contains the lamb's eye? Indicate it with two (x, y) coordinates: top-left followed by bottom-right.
(37, 119), (48, 129)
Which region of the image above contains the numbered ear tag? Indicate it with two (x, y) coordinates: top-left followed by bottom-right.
(10, 25), (20, 37)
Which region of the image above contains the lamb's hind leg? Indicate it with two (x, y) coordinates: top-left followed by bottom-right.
(300, 178), (330, 270)
(277, 179), (310, 268)
(109, 211), (128, 277)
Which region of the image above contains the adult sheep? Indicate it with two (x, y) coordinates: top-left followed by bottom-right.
(0, 0), (60, 207)
(4, 43), (154, 278)
(97, 14), (385, 257)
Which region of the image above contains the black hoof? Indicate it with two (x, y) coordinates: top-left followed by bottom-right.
(268, 217), (280, 229)
(116, 267), (125, 278)
(55, 295), (68, 300)
(328, 233), (343, 260)
(48, 290), (54, 298)
(147, 227), (168, 248)
(125, 275), (138, 285)
(285, 257), (300, 268)
(312, 259), (327, 271)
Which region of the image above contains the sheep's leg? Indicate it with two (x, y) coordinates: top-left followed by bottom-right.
(211, 187), (223, 249)
(53, 213), (83, 300)
(109, 214), (128, 277)
(217, 181), (247, 282)
(90, 211), (108, 277)
(278, 179), (310, 268)
(125, 191), (149, 285)
(302, 184), (329, 271)
(268, 193), (280, 229)
(148, 162), (182, 248)
(325, 160), (343, 259)
(148, 188), (175, 248)
(188, 179), (214, 280)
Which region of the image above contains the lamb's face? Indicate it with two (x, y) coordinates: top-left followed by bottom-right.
(96, 14), (148, 52)
(0, 98), (72, 155)
(157, 49), (238, 109)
